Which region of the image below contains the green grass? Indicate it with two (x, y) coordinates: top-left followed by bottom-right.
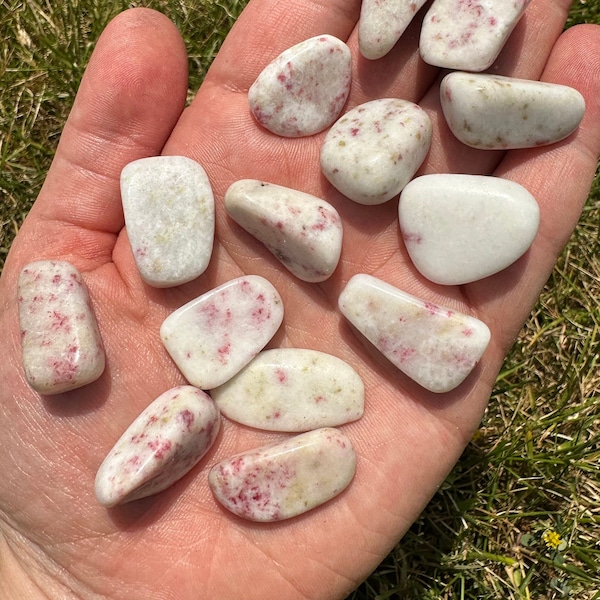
(1, 1), (600, 598)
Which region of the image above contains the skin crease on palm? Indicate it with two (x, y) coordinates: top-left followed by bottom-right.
(0, 0), (599, 597)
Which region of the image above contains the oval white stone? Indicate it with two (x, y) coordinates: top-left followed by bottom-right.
(224, 180), (343, 282)
(398, 174), (540, 285)
(160, 276), (284, 389)
(211, 348), (364, 431)
(120, 156), (215, 288)
(320, 98), (432, 205)
(208, 428), (356, 521)
(338, 274), (491, 393)
(248, 35), (352, 137)
(419, 0), (531, 71)
(440, 72), (586, 150)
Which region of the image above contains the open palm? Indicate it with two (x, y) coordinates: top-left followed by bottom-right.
(1, 1), (599, 598)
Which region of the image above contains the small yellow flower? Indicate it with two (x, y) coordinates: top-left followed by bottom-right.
(542, 530), (563, 550)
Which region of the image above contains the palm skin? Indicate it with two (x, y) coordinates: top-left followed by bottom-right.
(0, 1), (599, 598)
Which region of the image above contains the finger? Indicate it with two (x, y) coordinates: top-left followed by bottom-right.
(7, 8), (188, 270)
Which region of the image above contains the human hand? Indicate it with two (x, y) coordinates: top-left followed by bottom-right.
(1, 1), (599, 598)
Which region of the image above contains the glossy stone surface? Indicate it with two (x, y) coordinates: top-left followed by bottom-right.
(440, 72), (586, 150)
(95, 386), (220, 507)
(320, 98), (432, 205)
(399, 174), (540, 285)
(209, 427), (356, 521)
(224, 180), (343, 282)
(420, 0), (531, 71)
(359, 0), (428, 59)
(160, 276), (284, 390)
(120, 156), (214, 287)
(17, 260), (105, 395)
(338, 274), (490, 393)
(248, 35), (352, 137)
(211, 348), (364, 431)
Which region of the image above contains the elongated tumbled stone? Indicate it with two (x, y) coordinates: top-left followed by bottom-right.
(338, 274), (490, 393)
(120, 156), (214, 287)
(208, 428), (356, 521)
(440, 72), (586, 150)
(399, 174), (540, 285)
(420, 0), (531, 71)
(95, 386), (220, 507)
(224, 180), (343, 282)
(17, 260), (105, 395)
(320, 98), (432, 205)
(160, 276), (284, 389)
(359, 0), (428, 60)
(248, 35), (352, 137)
(211, 348), (364, 431)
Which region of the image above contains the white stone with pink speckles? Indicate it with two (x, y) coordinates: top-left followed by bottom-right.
(120, 156), (214, 288)
(399, 174), (539, 285)
(160, 276), (284, 390)
(338, 274), (490, 393)
(95, 386), (220, 507)
(17, 260), (105, 395)
(248, 35), (352, 137)
(224, 180), (343, 282)
(321, 99), (432, 205)
(209, 427), (356, 521)
(440, 72), (586, 150)
(420, 0), (531, 71)
(359, 0), (428, 60)
(211, 348), (364, 432)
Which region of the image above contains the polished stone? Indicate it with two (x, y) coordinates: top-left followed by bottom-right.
(208, 427), (356, 521)
(320, 98), (432, 205)
(120, 156), (214, 288)
(359, 0), (428, 59)
(95, 386), (220, 507)
(440, 72), (586, 150)
(160, 276), (284, 390)
(248, 35), (352, 137)
(17, 260), (105, 395)
(420, 0), (531, 71)
(338, 274), (490, 393)
(399, 174), (540, 284)
(224, 180), (343, 282)
(211, 348), (364, 431)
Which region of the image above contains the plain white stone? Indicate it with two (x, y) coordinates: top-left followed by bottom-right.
(359, 0), (428, 60)
(224, 180), (343, 282)
(120, 156), (214, 288)
(160, 276), (284, 389)
(440, 72), (586, 150)
(211, 348), (364, 431)
(248, 35), (352, 137)
(398, 174), (540, 285)
(338, 274), (490, 393)
(420, 0), (531, 71)
(320, 98), (432, 205)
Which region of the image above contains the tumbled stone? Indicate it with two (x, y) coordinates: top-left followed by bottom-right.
(248, 35), (352, 137)
(338, 274), (490, 393)
(420, 0), (531, 71)
(17, 260), (105, 395)
(440, 72), (586, 150)
(160, 276), (284, 390)
(211, 348), (364, 431)
(120, 156), (214, 288)
(359, 0), (428, 60)
(399, 174), (540, 285)
(320, 98), (432, 205)
(224, 180), (343, 282)
(95, 386), (220, 507)
(208, 427), (356, 521)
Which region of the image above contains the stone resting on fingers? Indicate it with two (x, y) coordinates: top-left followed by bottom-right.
(1, 1), (599, 599)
